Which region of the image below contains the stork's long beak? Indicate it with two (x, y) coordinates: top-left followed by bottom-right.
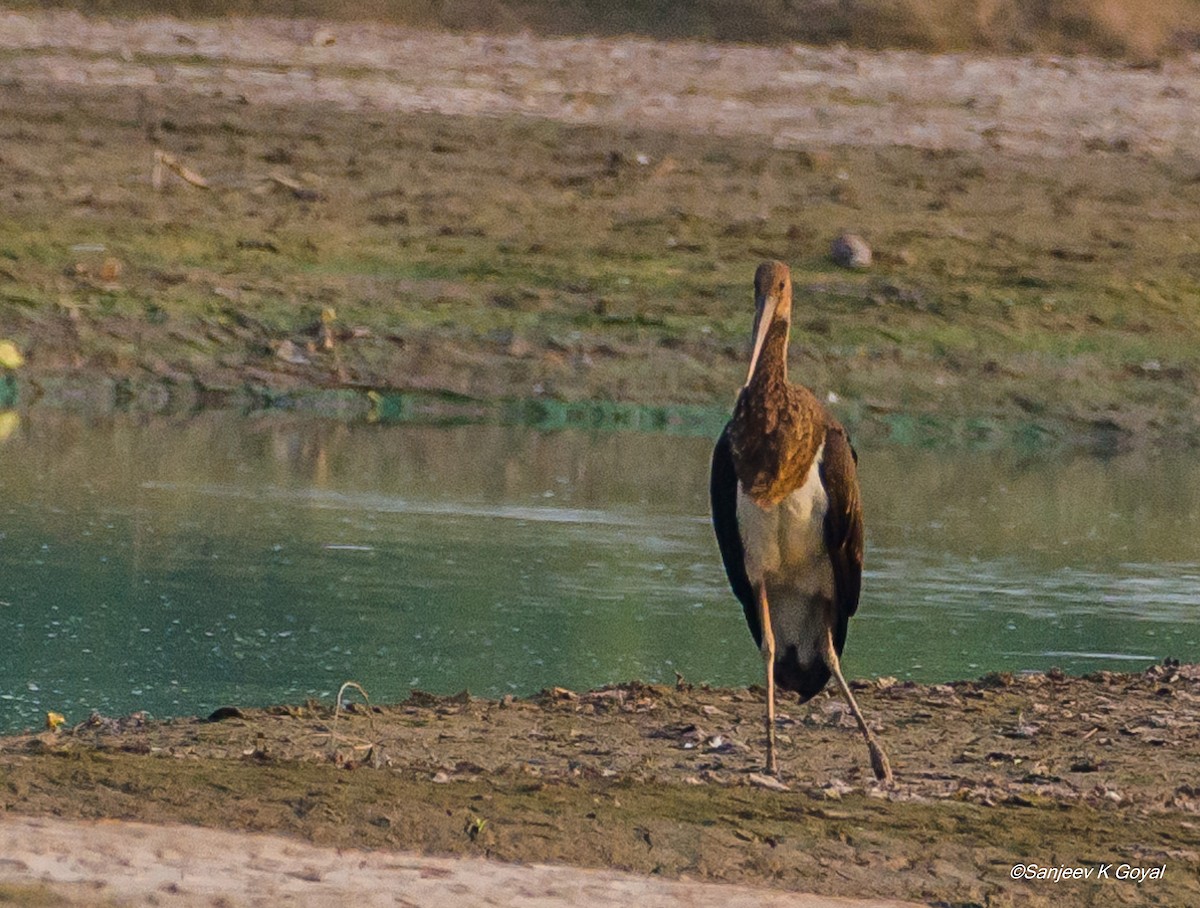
(743, 290), (778, 387)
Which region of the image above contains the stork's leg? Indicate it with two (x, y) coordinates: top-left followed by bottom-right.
(757, 585), (778, 775)
(820, 627), (893, 783)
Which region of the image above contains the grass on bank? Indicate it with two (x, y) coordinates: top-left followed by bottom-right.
(1, 74), (1199, 445)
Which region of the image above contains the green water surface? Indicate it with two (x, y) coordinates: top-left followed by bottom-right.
(1, 410), (1196, 731)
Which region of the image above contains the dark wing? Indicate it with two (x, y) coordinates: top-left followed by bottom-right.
(709, 425), (760, 648)
(819, 424), (864, 657)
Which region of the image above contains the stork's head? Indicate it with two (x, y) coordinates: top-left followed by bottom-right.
(745, 260), (793, 386)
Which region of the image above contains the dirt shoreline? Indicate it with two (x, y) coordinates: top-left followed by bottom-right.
(3, 10), (1200, 449)
(2, 664), (1198, 906)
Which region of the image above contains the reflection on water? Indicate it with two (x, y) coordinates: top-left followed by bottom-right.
(1, 410), (1197, 731)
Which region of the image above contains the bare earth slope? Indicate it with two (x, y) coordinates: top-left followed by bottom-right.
(3, 9), (1199, 157)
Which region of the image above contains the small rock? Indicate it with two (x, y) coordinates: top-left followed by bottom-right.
(275, 339), (310, 365)
(311, 27), (336, 47)
(831, 232), (872, 269)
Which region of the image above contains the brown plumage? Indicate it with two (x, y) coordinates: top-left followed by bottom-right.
(710, 260), (890, 781)
(729, 318), (825, 507)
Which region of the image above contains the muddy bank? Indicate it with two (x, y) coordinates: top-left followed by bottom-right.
(2, 11), (1200, 449)
(2, 664), (1198, 906)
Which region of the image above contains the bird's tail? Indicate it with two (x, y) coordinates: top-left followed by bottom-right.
(773, 644), (833, 702)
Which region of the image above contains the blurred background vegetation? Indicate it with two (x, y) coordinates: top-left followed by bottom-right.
(14, 0), (1200, 59)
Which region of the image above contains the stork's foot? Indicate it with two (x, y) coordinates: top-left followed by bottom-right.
(819, 627), (893, 784)
(868, 739), (893, 783)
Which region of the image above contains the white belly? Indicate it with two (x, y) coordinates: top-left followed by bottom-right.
(735, 442), (834, 655)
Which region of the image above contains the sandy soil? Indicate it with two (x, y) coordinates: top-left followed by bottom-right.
(2, 9), (1199, 159)
(0, 815), (920, 908)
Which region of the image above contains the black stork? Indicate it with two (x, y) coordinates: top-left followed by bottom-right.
(709, 260), (892, 782)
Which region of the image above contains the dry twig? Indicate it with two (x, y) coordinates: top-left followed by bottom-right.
(152, 149), (210, 190)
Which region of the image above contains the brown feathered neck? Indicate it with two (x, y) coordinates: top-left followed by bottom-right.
(744, 317), (790, 393)
(730, 320), (826, 506)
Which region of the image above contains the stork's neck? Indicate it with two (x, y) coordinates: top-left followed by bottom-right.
(746, 318), (790, 393)
(731, 315), (823, 505)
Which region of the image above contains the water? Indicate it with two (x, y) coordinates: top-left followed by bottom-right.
(1, 410), (1197, 732)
